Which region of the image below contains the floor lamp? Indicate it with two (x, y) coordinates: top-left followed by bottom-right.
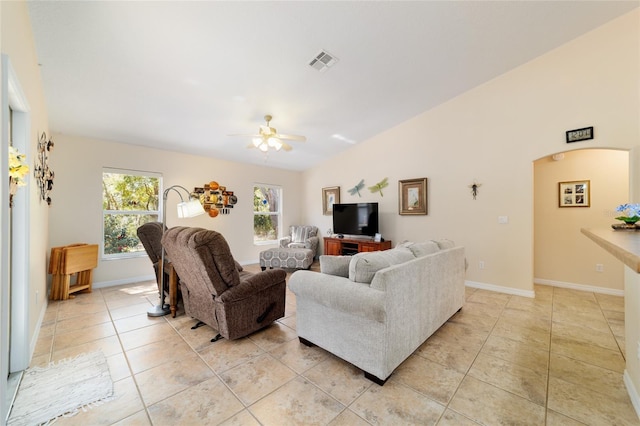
(147, 185), (205, 317)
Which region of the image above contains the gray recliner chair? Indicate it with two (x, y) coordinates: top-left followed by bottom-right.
(162, 226), (287, 340)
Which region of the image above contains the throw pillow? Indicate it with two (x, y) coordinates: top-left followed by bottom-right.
(292, 226), (310, 243)
(320, 255), (351, 278)
(348, 249), (414, 284)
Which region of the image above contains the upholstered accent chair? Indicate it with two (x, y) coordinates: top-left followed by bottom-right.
(279, 225), (319, 255)
(259, 225), (319, 271)
(162, 226), (287, 340)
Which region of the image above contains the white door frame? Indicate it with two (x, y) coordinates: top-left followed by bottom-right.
(1, 54), (31, 422)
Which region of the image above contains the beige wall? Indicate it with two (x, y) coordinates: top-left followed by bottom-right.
(4, 0), (640, 410)
(534, 149), (628, 293)
(1, 0), (50, 349)
(49, 134), (303, 285)
(303, 9), (639, 296)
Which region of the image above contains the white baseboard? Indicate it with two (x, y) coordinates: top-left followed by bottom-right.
(465, 280), (535, 298)
(624, 370), (640, 420)
(93, 274), (156, 289)
(29, 301), (48, 365)
(534, 278), (624, 296)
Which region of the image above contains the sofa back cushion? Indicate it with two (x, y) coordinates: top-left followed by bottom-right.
(433, 239), (455, 250)
(348, 248), (414, 284)
(320, 255), (351, 278)
(407, 241), (440, 258)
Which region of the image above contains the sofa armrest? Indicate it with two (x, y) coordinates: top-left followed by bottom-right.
(289, 270), (386, 322)
(218, 269), (286, 303)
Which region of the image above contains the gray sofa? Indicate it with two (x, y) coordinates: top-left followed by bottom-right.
(288, 240), (466, 384)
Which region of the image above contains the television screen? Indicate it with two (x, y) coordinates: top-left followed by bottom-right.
(332, 203), (379, 237)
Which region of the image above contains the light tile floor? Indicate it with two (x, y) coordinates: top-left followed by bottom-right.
(26, 263), (639, 425)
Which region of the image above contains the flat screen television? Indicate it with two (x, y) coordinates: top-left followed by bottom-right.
(332, 203), (379, 237)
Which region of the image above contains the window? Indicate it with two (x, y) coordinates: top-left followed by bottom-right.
(253, 184), (281, 244)
(102, 169), (160, 258)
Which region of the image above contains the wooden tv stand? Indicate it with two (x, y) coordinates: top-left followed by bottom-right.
(324, 237), (392, 256)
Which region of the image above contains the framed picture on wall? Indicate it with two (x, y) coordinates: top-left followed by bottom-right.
(399, 178), (428, 215)
(558, 180), (590, 207)
(322, 186), (340, 215)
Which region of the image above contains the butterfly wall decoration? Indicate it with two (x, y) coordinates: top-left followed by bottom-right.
(369, 177), (389, 197)
(348, 179), (365, 197)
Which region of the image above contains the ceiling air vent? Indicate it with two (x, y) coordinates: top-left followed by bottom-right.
(308, 50), (339, 72)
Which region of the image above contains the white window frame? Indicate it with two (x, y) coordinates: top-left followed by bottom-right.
(102, 167), (161, 260)
(253, 184), (282, 245)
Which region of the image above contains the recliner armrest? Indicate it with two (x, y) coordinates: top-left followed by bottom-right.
(218, 269), (286, 303)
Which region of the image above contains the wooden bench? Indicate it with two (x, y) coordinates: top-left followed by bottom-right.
(48, 243), (99, 300)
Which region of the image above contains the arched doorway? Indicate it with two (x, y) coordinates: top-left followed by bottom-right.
(533, 148), (629, 295)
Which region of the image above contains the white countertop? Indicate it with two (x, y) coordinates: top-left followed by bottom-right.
(581, 228), (640, 273)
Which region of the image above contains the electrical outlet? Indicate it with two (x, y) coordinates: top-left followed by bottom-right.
(596, 264), (604, 272)
(479, 261), (485, 270)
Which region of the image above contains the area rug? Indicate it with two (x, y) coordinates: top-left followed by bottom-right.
(8, 351), (114, 426)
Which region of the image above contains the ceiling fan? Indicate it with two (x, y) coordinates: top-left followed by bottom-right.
(229, 114), (306, 152)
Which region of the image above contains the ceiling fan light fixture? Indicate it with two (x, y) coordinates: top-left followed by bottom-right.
(230, 114), (305, 153)
(271, 139), (283, 151)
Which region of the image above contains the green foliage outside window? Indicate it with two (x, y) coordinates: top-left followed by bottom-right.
(254, 185), (280, 243)
(103, 172), (160, 256)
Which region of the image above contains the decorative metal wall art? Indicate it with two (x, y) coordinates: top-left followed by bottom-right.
(34, 132), (54, 205)
(368, 177), (388, 197)
(347, 179), (365, 197)
(193, 181), (237, 217)
(469, 180), (482, 200)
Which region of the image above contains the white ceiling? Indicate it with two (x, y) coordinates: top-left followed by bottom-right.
(27, 1), (638, 171)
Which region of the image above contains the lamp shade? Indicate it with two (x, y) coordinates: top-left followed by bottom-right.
(177, 199), (205, 218)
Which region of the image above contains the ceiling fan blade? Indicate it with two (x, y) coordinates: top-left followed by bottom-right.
(280, 142), (293, 151)
(276, 134), (306, 142)
(228, 133), (261, 138)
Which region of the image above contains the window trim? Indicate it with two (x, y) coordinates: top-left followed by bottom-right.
(102, 167), (161, 260)
(253, 183), (282, 245)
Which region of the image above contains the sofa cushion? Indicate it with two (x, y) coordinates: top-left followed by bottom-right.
(407, 241), (440, 258)
(349, 248), (414, 284)
(320, 255), (351, 278)
(433, 239), (455, 250)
